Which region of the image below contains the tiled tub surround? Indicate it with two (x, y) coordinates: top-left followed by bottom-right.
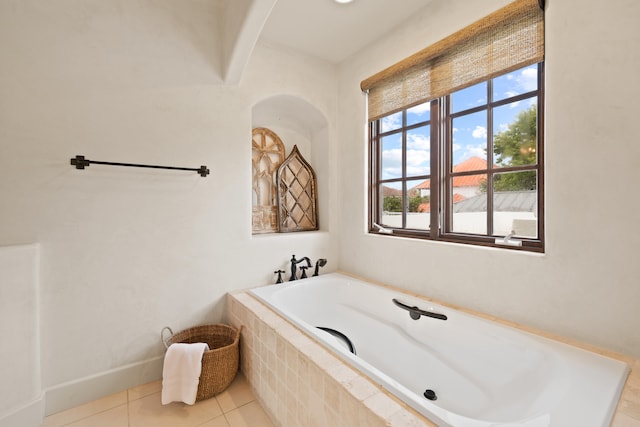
(227, 278), (640, 427)
(227, 291), (435, 427)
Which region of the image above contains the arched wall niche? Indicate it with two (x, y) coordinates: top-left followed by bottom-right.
(251, 94), (330, 233)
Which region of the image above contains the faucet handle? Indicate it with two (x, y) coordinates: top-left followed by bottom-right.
(299, 266), (309, 279)
(274, 269), (285, 284)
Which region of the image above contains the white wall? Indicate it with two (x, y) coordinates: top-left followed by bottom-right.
(338, 0), (640, 358)
(0, 0), (338, 419)
(0, 245), (41, 422)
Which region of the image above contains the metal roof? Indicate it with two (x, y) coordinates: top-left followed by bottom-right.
(453, 190), (537, 213)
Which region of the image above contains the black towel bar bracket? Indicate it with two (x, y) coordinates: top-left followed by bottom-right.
(70, 155), (210, 177)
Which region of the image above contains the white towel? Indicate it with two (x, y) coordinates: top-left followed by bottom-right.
(161, 342), (209, 405)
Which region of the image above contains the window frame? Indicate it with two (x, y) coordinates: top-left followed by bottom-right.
(368, 62), (545, 252)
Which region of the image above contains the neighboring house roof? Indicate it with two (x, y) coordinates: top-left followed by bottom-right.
(382, 185), (402, 197)
(416, 156), (488, 190)
(418, 193), (465, 213)
(453, 190), (537, 213)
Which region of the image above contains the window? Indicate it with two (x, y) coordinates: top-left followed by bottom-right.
(370, 63), (544, 251)
(364, 0), (544, 251)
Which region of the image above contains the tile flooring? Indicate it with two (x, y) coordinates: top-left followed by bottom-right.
(41, 373), (275, 427)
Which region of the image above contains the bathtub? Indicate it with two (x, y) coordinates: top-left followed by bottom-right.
(250, 272), (629, 427)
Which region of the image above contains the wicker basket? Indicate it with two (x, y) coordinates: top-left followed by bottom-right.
(162, 324), (242, 401)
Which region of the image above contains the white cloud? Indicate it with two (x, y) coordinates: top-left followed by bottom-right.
(452, 143), (462, 152)
(472, 126), (487, 139)
(407, 165), (431, 176)
(407, 103), (430, 116)
(464, 145), (486, 158)
(407, 150), (430, 175)
(382, 148), (402, 179)
(381, 147), (430, 178)
(407, 133), (430, 150)
(520, 67), (538, 92)
(406, 149), (429, 165)
(500, 66), (538, 99)
(381, 113), (401, 132)
(382, 148), (402, 164)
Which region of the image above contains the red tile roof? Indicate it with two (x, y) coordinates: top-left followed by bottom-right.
(382, 185), (402, 197)
(417, 193), (466, 212)
(415, 156), (487, 189)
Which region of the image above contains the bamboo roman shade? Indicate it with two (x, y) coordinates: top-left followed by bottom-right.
(361, 0), (544, 121)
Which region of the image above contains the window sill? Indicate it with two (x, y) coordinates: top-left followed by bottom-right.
(367, 229), (544, 253)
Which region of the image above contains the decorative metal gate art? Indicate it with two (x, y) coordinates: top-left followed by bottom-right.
(251, 128), (318, 234)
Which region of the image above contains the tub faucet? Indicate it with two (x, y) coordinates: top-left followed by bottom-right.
(289, 255), (311, 281)
(313, 258), (327, 276)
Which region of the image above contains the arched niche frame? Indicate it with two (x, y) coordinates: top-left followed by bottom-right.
(252, 127), (285, 234)
(251, 94), (329, 234)
(277, 145), (318, 232)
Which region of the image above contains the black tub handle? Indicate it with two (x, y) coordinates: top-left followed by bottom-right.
(316, 327), (356, 355)
(392, 298), (447, 321)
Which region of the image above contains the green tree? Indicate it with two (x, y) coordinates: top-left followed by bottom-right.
(383, 194), (429, 212)
(408, 194), (429, 212)
(489, 105), (538, 191)
(383, 196), (402, 212)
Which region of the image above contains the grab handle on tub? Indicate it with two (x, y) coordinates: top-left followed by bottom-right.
(392, 298), (448, 321)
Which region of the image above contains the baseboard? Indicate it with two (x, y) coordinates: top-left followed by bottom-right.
(0, 395), (44, 427)
(44, 355), (164, 416)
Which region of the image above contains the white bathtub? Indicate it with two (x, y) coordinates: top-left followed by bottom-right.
(250, 272), (629, 427)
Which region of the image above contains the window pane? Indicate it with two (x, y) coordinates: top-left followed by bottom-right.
(451, 110), (488, 166)
(493, 171), (538, 238)
(380, 182), (402, 228)
(406, 125), (430, 178)
(407, 179), (429, 230)
(493, 64), (538, 102)
(451, 81), (487, 114)
(381, 133), (402, 180)
(492, 99), (537, 168)
(451, 174), (487, 235)
(407, 102), (430, 126)
(381, 111), (402, 133)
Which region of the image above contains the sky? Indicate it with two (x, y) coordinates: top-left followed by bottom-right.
(379, 64), (539, 185)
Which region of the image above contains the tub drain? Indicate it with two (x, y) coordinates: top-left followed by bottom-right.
(423, 389), (437, 401)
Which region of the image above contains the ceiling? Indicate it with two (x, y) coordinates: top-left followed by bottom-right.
(257, 0), (433, 64)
